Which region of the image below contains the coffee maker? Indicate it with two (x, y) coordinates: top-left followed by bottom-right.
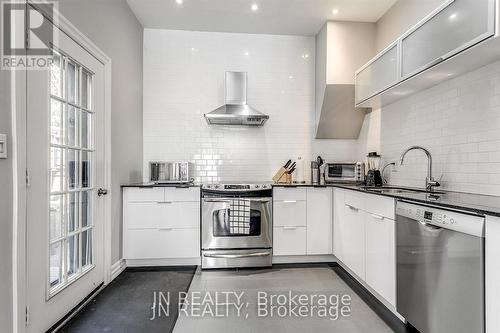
(365, 152), (383, 187)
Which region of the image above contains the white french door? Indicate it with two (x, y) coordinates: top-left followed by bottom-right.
(26, 18), (106, 332)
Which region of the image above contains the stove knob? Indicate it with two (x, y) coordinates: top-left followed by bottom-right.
(255, 185), (260, 188)
(262, 185), (267, 189)
(214, 185), (220, 189)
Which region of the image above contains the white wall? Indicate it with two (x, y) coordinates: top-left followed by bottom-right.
(375, 0), (445, 52)
(359, 59), (500, 195)
(58, 0), (143, 263)
(143, 29), (359, 183)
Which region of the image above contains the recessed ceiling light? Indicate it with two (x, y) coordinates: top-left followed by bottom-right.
(176, 0), (183, 4)
(244, 51), (250, 56)
(332, 8), (339, 15)
(251, 3), (259, 11)
(449, 13), (457, 20)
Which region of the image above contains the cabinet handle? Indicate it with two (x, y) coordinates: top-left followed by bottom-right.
(283, 226), (298, 230)
(157, 201), (173, 204)
(370, 213), (384, 220)
(157, 228), (173, 231)
(283, 200), (297, 204)
(345, 204), (359, 211)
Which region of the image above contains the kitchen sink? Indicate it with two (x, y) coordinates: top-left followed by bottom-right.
(359, 186), (446, 195)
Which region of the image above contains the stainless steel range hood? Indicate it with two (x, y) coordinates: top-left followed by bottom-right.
(204, 72), (269, 126)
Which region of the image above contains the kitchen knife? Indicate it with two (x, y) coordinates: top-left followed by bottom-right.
(284, 160), (292, 169)
(289, 166), (296, 174)
(288, 162), (296, 171)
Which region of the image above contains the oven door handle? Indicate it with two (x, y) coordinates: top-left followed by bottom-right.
(203, 198), (272, 203)
(203, 198), (232, 203)
(203, 251), (271, 259)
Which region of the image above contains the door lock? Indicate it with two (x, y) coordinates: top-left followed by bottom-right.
(97, 188), (108, 196)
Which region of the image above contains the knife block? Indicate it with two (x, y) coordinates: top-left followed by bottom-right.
(272, 167), (292, 184)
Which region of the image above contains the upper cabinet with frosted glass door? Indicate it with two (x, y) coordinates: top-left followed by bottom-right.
(355, 0), (497, 108)
(355, 42), (399, 105)
(401, 0), (495, 79)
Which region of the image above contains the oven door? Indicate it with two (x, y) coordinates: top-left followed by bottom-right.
(202, 197), (272, 250)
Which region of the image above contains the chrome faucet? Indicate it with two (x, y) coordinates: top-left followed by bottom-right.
(399, 146), (440, 191)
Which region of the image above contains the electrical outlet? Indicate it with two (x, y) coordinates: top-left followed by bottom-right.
(0, 134), (7, 159)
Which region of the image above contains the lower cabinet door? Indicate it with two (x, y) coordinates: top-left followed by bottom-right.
(365, 213), (396, 306)
(343, 204), (366, 279)
(306, 188), (332, 255)
(273, 226), (306, 256)
(125, 228), (200, 259)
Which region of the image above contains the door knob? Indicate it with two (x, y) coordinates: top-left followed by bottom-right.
(97, 188), (108, 196)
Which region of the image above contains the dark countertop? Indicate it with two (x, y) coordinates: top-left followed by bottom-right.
(121, 182), (201, 188)
(273, 182), (500, 217)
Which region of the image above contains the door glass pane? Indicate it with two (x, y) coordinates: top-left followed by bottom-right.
(81, 190), (91, 228)
(82, 230), (92, 267)
(402, 0), (492, 77)
(356, 45), (398, 103)
(49, 195), (63, 240)
(67, 105), (79, 147)
(81, 111), (91, 149)
(50, 99), (63, 145)
(67, 235), (79, 278)
(48, 51), (95, 294)
(68, 193), (78, 232)
(81, 151), (91, 188)
(67, 61), (78, 104)
(50, 53), (63, 98)
(67, 149), (79, 189)
(81, 70), (90, 109)
(50, 147), (63, 193)
(49, 242), (62, 287)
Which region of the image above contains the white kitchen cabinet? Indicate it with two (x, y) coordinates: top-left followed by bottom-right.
(306, 188), (332, 255)
(273, 227), (307, 256)
(123, 186), (201, 261)
(127, 201), (200, 229)
(486, 215), (500, 333)
(126, 228), (200, 259)
(365, 212), (396, 306)
(355, 43), (399, 104)
(333, 188), (396, 306)
(401, 0), (494, 78)
(273, 186), (332, 256)
(273, 200), (307, 227)
(333, 188), (346, 261)
(343, 202), (366, 279)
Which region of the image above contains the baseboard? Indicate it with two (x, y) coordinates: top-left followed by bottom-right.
(272, 254), (337, 264)
(110, 259), (126, 281)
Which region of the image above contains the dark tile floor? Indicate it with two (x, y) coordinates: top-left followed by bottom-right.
(58, 266), (196, 333)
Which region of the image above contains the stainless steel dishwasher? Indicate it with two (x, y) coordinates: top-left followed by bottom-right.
(396, 200), (485, 333)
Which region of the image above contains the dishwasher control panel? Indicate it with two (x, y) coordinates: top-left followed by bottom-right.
(396, 201), (485, 237)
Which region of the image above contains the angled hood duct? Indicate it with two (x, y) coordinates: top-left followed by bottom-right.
(316, 84), (370, 139)
(315, 21), (375, 139)
(204, 72), (269, 126)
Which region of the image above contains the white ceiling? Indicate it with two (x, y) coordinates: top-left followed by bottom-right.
(126, 0), (398, 36)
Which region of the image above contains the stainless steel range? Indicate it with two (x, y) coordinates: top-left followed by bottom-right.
(201, 183), (273, 269)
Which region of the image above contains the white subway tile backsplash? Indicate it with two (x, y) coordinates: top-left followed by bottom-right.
(143, 29), (358, 183)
